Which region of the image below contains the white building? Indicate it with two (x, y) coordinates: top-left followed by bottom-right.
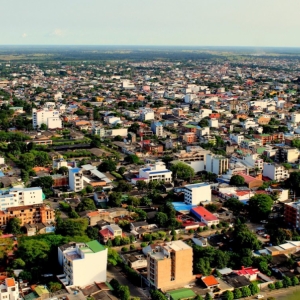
(209, 118), (218, 128)
(242, 154), (263, 171)
(32, 108), (62, 129)
(291, 113), (300, 123)
(58, 240), (107, 287)
(230, 133), (244, 145)
(184, 94), (197, 103)
(263, 163), (290, 181)
(69, 167), (84, 192)
(243, 119), (257, 129)
(184, 183), (211, 205)
(137, 162), (172, 183)
(122, 80), (135, 90)
(0, 278), (19, 300)
(140, 109), (155, 121)
(0, 187), (43, 211)
(151, 121), (164, 137)
(206, 154), (229, 175)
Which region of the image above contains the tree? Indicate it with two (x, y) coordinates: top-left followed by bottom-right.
(194, 296), (203, 300)
(282, 276), (292, 288)
(136, 180), (147, 192)
(6, 218), (21, 235)
(48, 282), (62, 292)
(19, 271), (32, 281)
(204, 293), (212, 300)
(107, 248), (121, 266)
(240, 286), (251, 298)
(223, 290), (234, 300)
(275, 281), (283, 289)
(268, 283), (275, 290)
(249, 282), (260, 295)
(12, 258), (26, 268)
(118, 285), (130, 300)
(248, 194), (273, 221)
(229, 175), (245, 186)
(56, 218), (88, 237)
(76, 198), (96, 212)
(233, 289), (242, 299)
(224, 197), (244, 214)
(58, 166), (69, 175)
(195, 258), (211, 275)
(86, 227), (99, 240)
(109, 192), (122, 207)
(154, 212), (168, 227)
(40, 123), (48, 130)
(118, 166), (126, 175)
(86, 185), (93, 193)
(31, 176), (54, 198)
(125, 154), (141, 164)
(170, 162), (195, 181)
(150, 289), (168, 300)
(291, 276), (299, 286)
(98, 160), (117, 172)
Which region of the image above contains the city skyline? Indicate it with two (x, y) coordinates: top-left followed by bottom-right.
(2, 0), (300, 47)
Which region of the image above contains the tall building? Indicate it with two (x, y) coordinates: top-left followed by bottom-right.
(0, 278), (19, 300)
(140, 109), (155, 121)
(146, 241), (194, 291)
(284, 201), (300, 228)
(263, 163), (289, 181)
(0, 187), (43, 211)
(32, 108), (62, 129)
(69, 168), (84, 192)
(206, 154), (229, 175)
(58, 240), (108, 287)
(138, 162), (172, 183)
(184, 183), (211, 205)
(151, 121), (164, 137)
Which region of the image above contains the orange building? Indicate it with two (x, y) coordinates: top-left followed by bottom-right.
(183, 132), (197, 144)
(0, 204), (55, 227)
(253, 133), (284, 145)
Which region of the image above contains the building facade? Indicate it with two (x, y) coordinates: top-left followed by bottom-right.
(69, 168), (84, 192)
(138, 162), (172, 183)
(32, 108), (62, 129)
(184, 183), (211, 205)
(0, 278), (19, 300)
(263, 163), (289, 181)
(206, 154), (229, 175)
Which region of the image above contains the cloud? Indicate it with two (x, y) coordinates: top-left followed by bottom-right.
(50, 28), (65, 37)
(21, 33), (27, 38)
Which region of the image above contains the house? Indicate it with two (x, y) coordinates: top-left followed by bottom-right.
(99, 224), (122, 243)
(0, 278), (19, 300)
(233, 266), (259, 281)
(201, 275), (220, 290)
(135, 162), (172, 184)
(122, 251), (148, 269)
(191, 206), (219, 226)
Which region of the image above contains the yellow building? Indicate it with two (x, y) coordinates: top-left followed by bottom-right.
(146, 241), (194, 291)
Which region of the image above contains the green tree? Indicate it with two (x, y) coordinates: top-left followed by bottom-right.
(248, 194), (273, 221)
(56, 218), (88, 237)
(109, 192), (122, 207)
(40, 123), (48, 130)
(154, 212), (168, 227)
(86, 185), (93, 193)
(98, 160), (117, 172)
(233, 289), (242, 299)
(195, 258), (211, 275)
(58, 166), (69, 175)
(136, 180), (147, 192)
(224, 197), (244, 214)
(229, 175), (245, 186)
(286, 171), (300, 196)
(223, 290), (234, 300)
(268, 283), (275, 290)
(118, 166), (126, 175)
(194, 295), (203, 300)
(125, 154), (141, 164)
(48, 282), (62, 292)
(19, 271), (32, 281)
(86, 227), (99, 240)
(6, 218), (21, 235)
(282, 276), (292, 288)
(118, 285), (130, 300)
(291, 276), (299, 286)
(249, 282), (260, 295)
(204, 293), (212, 300)
(76, 198), (96, 212)
(170, 162), (195, 181)
(107, 248), (121, 266)
(240, 286), (251, 297)
(275, 281), (283, 289)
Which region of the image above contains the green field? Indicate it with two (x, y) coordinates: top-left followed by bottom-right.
(278, 290), (300, 300)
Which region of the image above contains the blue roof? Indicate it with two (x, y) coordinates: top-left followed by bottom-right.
(149, 170), (171, 175)
(0, 171), (4, 177)
(185, 183), (210, 190)
(142, 168), (151, 172)
(172, 202), (197, 212)
(70, 168), (81, 173)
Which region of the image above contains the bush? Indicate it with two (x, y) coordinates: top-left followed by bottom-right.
(121, 247), (128, 252)
(130, 244), (135, 250)
(275, 281), (283, 289)
(211, 224), (216, 229)
(141, 242), (147, 247)
(268, 283), (275, 290)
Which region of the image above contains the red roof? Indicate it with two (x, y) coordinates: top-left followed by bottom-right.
(191, 207), (218, 222)
(5, 278), (15, 287)
(235, 266), (259, 276)
(202, 275), (219, 286)
(99, 228), (114, 238)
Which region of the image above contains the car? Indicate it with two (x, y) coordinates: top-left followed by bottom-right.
(256, 295), (264, 299)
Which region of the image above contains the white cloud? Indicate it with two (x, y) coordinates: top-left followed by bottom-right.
(21, 33), (27, 38)
(50, 28), (65, 37)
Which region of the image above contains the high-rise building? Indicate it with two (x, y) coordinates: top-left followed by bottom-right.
(206, 154), (229, 175)
(146, 241), (194, 290)
(69, 168), (84, 192)
(58, 241), (107, 287)
(184, 183), (211, 205)
(32, 108), (62, 129)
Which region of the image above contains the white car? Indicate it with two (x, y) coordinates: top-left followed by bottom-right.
(256, 295), (264, 299)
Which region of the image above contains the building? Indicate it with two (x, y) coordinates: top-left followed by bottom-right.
(140, 109), (155, 121)
(99, 224), (122, 243)
(184, 183), (211, 205)
(275, 147), (299, 163)
(183, 132), (197, 144)
(58, 240), (108, 287)
(191, 206), (219, 226)
(253, 133), (284, 145)
(69, 168), (84, 192)
(206, 154), (229, 175)
(285, 201), (300, 228)
(263, 163), (289, 181)
(291, 113), (300, 123)
(0, 278), (19, 300)
(151, 121), (164, 137)
(233, 266), (259, 281)
(146, 240), (194, 290)
(0, 204), (54, 227)
(32, 108), (62, 129)
(229, 134), (244, 145)
(137, 162), (172, 183)
(0, 187), (43, 211)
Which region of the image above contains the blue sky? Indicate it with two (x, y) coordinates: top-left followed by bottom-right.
(2, 0), (300, 47)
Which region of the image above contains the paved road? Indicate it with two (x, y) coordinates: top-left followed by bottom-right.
(107, 265), (149, 300)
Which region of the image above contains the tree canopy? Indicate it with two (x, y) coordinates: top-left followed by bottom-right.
(170, 162), (195, 181)
(248, 194), (273, 221)
(229, 175), (245, 186)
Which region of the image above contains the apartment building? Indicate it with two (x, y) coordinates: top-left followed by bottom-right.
(69, 168), (84, 192)
(0, 278), (19, 300)
(291, 113), (300, 123)
(58, 240), (107, 287)
(183, 132), (197, 144)
(275, 147), (300, 163)
(0, 204), (55, 227)
(140, 109), (155, 121)
(229, 133), (244, 145)
(184, 183), (211, 205)
(151, 121), (164, 137)
(285, 201), (300, 228)
(0, 187), (43, 211)
(263, 163), (289, 181)
(146, 241), (194, 290)
(138, 162), (172, 183)
(242, 154), (263, 171)
(32, 108), (62, 129)
(206, 154), (229, 175)
(253, 133), (284, 145)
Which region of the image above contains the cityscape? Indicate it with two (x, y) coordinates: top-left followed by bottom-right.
(1, 1), (300, 300)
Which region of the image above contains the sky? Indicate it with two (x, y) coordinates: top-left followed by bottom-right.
(1, 0), (300, 47)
